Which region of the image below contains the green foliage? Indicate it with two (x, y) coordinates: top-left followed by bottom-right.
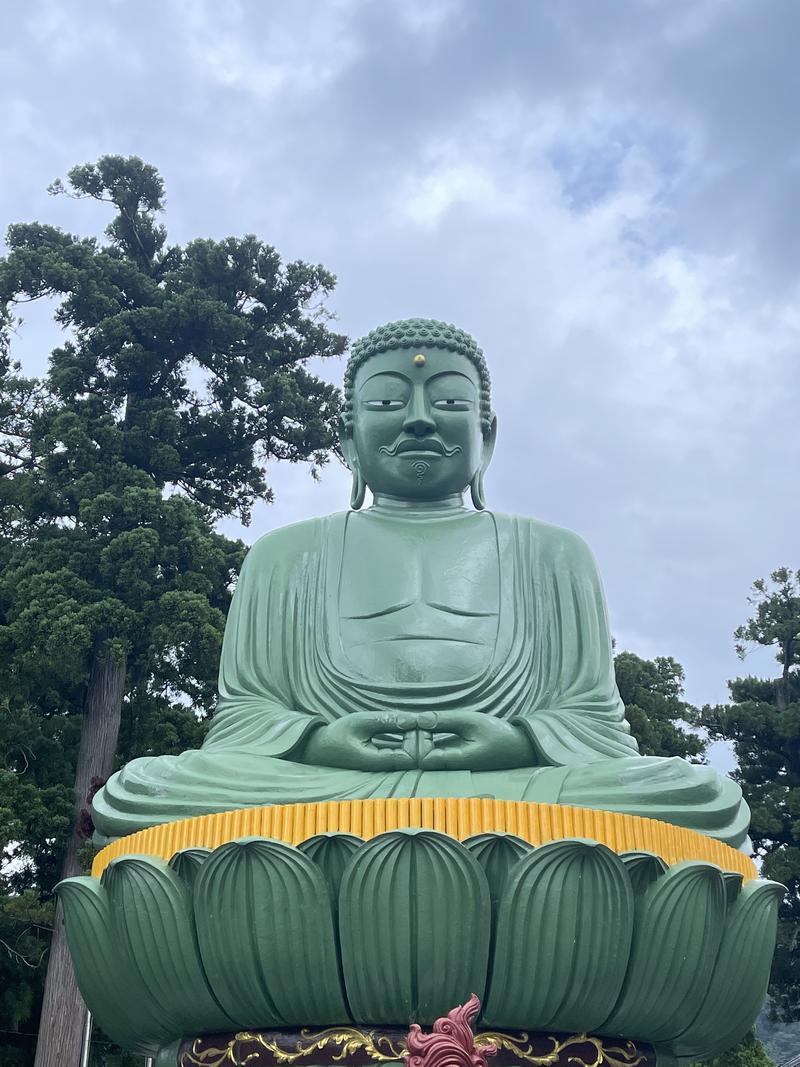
(0, 893), (52, 1037)
(0, 155), (346, 1062)
(614, 650), (705, 761)
(705, 569), (800, 1023)
(2, 155), (345, 524)
(87, 1042), (140, 1067)
(734, 569), (800, 707)
(693, 1029), (775, 1066)
(0, 700), (78, 892)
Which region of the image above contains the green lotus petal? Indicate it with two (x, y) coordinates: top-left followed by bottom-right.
(102, 856), (233, 1035)
(620, 851), (668, 896)
(193, 837), (349, 1028)
(463, 832), (531, 915)
(482, 838), (633, 1032)
(339, 829), (490, 1025)
(169, 847), (211, 890)
(56, 876), (163, 1055)
(298, 832), (363, 899)
(602, 861), (726, 1042)
(671, 879), (785, 1061)
(62, 830), (779, 1060)
(722, 870), (744, 905)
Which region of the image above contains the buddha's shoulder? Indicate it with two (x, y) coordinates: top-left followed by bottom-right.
(243, 511), (597, 568)
(490, 511), (597, 562)
(244, 513), (349, 567)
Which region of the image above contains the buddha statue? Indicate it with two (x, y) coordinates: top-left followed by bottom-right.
(91, 318), (749, 849)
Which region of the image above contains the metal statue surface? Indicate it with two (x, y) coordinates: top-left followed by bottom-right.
(91, 319), (749, 848)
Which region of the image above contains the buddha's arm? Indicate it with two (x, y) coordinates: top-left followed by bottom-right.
(201, 527), (323, 757)
(511, 522), (640, 766)
(202, 524), (429, 771)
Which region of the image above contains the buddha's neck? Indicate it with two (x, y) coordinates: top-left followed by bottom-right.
(369, 492), (468, 518)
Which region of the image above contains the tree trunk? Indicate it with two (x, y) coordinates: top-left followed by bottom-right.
(778, 656), (790, 711)
(34, 643), (127, 1067)
(778, 637), (794, 711)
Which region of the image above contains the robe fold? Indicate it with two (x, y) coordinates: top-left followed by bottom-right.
(92, 512), (749, 849)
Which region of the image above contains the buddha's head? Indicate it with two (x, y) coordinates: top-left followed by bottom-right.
(341, 319), (497, 509)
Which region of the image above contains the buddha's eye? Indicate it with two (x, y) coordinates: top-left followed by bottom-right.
(364, 399), (404, 409)
(433, 398), (471, 410)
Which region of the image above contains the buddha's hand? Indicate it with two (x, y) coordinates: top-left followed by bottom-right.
(418, 711), (539, 770)
(300, 712), (422, 771)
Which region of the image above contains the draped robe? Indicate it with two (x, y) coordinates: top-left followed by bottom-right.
(92, 511), (750, 848)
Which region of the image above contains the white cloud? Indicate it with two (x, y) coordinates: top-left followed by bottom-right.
(399, 158), (525, 227)
(24, 0), (121, 64)
(177, 0), (362, 102)
(394, 0), (469, 42)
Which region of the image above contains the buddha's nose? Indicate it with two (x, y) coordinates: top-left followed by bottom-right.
(403, 389), (435, 436)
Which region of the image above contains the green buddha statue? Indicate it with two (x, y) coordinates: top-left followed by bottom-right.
(92, 318), (749, 848)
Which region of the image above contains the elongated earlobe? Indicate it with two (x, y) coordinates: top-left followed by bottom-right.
(350, 467), (366, 510)
(471, 414), (496, 510)
(470, 469), (486, 510)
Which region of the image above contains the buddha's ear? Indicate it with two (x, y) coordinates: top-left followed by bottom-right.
(340, 428), (357, 471)
(471, 413), (496, 511)
(482, 413), (497, 470)
(339, 428), (366, 510)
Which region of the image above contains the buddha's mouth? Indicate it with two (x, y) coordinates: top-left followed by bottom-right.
(380, 439), (463, 457)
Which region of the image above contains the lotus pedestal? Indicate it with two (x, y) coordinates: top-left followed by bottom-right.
(58, 798), (780, 1067)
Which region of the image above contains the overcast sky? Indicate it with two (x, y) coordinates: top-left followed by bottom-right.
(2, 0), (798, 717)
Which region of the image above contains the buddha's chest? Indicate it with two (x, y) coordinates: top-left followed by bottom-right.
(338, 514), (499, 683)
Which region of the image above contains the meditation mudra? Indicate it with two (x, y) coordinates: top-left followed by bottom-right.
(92, 318), (749, 848)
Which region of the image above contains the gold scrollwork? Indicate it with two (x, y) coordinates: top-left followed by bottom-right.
(475, 1031), (647, 1067)
(179, 1037), (237, 1067)
(179, 1027), (407, 1067)
(179, 1028), (647, 1067)
(251, 1028), (407, 1063)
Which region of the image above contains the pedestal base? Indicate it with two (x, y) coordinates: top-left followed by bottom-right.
(176, 1027), (657, 1067)
(58, 805), (780, 1064)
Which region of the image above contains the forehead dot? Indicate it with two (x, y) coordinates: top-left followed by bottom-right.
(413, 353), (426, 366)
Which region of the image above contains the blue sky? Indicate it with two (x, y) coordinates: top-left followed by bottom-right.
(2, 0), (798, 715)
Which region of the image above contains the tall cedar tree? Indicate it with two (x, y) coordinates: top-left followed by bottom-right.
(705, 568), (800, 1023)
(0, 156), (345, 1067)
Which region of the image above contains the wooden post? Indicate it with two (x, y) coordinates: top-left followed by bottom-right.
(80, 1012), (92, 1067)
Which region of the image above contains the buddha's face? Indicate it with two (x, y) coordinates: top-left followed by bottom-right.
(346, 346), (493, 501)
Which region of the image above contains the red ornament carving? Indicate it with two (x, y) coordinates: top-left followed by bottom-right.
(405, 995), (496, 1067)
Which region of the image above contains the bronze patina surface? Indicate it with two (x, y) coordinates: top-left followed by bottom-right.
(56, 318), (779, 1066)
(92, 318), (750, 849)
